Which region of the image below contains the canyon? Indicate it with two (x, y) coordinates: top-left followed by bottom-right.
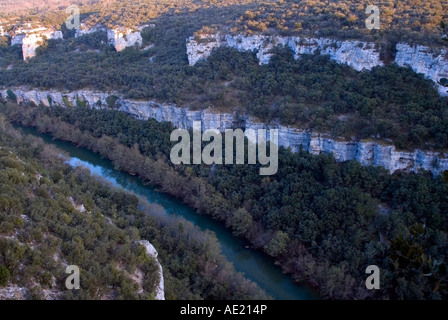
(2, 24), (448, 176)
(2, 87), (447, 176)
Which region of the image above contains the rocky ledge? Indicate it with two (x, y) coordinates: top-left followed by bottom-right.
(1, 87), (447, 176)
(186, 33), (448, 95)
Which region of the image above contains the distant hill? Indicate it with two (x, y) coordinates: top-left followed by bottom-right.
(0, 0), (97, 15)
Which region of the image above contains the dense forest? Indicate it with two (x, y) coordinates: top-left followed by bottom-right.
(1, 29), (448, 150)
(1, 100), (447, 299)
(0, 113), (270, 300)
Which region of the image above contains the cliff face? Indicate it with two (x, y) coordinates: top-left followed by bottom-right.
(74, 24), (107, 38)
(8, 23), (143, 59)
(187, 33), (384, 71)
(395, 43), (448, 95)
(75, 24), (149, 51)
(22, 31), (63, 60)
(186, 33), (448, 95)
(107, 28), (142, 52)
(11, 29), (63, 60)
(2, 87), (447, 176)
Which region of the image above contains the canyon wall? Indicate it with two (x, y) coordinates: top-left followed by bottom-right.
(186, 33), (448, 95)
(6, 24), (448, 96)
(2, 87), (447, 176)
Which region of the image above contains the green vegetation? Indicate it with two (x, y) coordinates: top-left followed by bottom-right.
(106, 95), (118, 108)
(0, 265), (10, 287)
(6, 89), (16, 103)
(2, 101), (447, 299)
(0, 113), (269, 300)
(62, 96), (73, 107)
(76, 98), (87, 108)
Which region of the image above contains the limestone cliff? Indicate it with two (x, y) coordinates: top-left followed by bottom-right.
(186, 33), (384, 71)
(11, 28), (63, 60)
(75, 24), (149, 51)
(74, 24), (107, 38)
(2, 87), (447, 176)
(395, 43), (448, 95)
(107, 28), (142, 52)
(9, 23), (142, 58)
(186, 33), (448, 95)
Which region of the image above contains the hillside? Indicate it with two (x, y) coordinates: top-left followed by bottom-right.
(0, 114), (270, 299)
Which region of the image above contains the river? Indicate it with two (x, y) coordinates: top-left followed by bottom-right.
(17, 125), (318, 300)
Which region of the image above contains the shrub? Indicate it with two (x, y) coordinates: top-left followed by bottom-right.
(6, 89), (16, 103)
(0, 266), (10, 287)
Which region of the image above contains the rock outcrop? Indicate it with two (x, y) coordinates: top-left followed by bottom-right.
(186, 33), (448, 95)
(22, 30), (63, 60)
(8, 23), (143, 58)
(186, 33), (384, 71)
(139, 240), (165, 300)
(74, 24), (151, 51)
(2, 87), (448, 176)
(74, 23), (107, 38)
(395, 43), (448, 95)
(107, 28), (142, 52)
(11, 28), (63, 60)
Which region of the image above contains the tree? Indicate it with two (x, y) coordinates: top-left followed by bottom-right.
(264, 231), (289, 257)
(230, 208), (253, 237)
(0, 265), (10, 287)
(440, 20), (448, 180)
(438, 21), (448, 41)
(6, 89), (16, 103)
(388, 223), (448, 297)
